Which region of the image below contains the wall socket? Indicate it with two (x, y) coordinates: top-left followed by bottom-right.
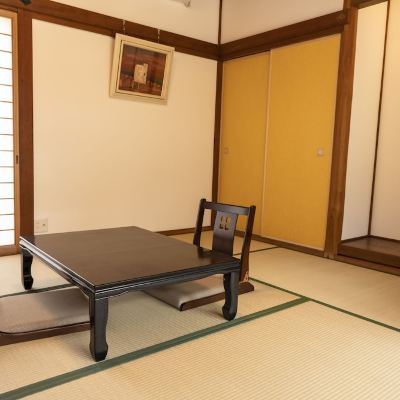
(34, 218), (48, 233)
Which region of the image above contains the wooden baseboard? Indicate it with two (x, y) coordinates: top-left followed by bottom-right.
(234, 230), (324, 257)
(258, 237), (324, 257)
(180, 281), (254, 311)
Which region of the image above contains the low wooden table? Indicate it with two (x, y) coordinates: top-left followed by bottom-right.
(20, 227), (241, 361)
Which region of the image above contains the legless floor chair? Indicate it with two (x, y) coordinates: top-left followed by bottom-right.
(146, 199), (256, 311)
(0, 288), (89, 346)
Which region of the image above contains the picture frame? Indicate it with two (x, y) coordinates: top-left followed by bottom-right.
(110, 34), (174, 103)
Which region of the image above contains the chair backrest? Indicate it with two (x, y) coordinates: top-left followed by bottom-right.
(193, 198), (256, 282)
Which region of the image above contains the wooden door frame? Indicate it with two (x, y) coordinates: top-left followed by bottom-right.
(324, 0), (359, 257)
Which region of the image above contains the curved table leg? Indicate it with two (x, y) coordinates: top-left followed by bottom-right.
(21, 248), (34, 290)
(222, 271), (239, 321)
(89, 296), (109, 362)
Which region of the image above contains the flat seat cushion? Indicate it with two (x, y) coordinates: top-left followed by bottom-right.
(0, 288), (89, 334)
(145, 275), (224, 310)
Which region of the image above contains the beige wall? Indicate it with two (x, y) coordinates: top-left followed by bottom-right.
(342, 3), (387, 240)
(371, 0), (400, 240)
(56, 0), (220, 43)
(221, 0), (343, 43)
(33, 20), (216, 233)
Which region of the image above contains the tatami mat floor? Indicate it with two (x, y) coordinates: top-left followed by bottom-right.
(0, 255), (67, 297)
(249, 248), (400, 329)
(1, 233), (399, 400)
(24, 302), (400, 400)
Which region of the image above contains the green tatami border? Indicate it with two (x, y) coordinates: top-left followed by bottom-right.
(0, 297), (307, 400)
(250, 277), (400, 333)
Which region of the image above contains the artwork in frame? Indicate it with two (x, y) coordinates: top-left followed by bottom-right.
(110, 34), (174, 103)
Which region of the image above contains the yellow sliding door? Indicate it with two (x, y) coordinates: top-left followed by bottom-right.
(219, 53), (270, 234)
(262, 35), (340, 249)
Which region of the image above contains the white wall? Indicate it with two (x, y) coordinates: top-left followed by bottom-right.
(57, 0), (220, 43)
(371, 0), (400, 240)
(33, 20), (216, 233)
(341, 3), (387, 240)
(221, 0), (343, 43)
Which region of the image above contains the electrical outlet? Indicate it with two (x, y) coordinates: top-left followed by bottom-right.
(34, 218), (48, 233)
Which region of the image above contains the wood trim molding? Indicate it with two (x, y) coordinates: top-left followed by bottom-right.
(220, 10), (349, 61)
(212, 0), (223, 224)
(0, 0), (219, 59)
(234, 231), (324, 257)
(352, 0), (388, 9)
(212, 60), (222, 203)
(254, 235), (325, 257)
(18, 9), (34, 237)
(324, 4), (358, 258)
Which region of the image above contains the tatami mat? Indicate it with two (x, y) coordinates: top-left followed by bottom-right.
(25, 301), (400, 400)
(0, 255), (67, 297)
(2, 237), (400, 399)
(0, 281), (296, 393)
(172, 231), (275, 254)
(250, 248), (400, 328)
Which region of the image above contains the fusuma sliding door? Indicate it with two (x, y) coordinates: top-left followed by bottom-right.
(261, 35), (340, 249)
(219, 53), (270, 235)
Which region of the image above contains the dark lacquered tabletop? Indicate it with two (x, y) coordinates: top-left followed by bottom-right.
(20, 226), (239, 288)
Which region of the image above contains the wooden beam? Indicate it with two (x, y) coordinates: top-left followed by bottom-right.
(325, 4), (358, 257)
(220, 10), (349, 61)
(18, 9), (34, 236)
(0, 0), (219, 59)
(212, 0), (223, 204)
(352, 0), (388, 9)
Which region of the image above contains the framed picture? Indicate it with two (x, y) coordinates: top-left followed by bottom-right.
(110, 34), (174, 102)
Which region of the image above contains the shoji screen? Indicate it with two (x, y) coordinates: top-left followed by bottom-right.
(261, 35), (340, 249)
(0, 10), (18, 255)
(219, 53), (270, 234)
